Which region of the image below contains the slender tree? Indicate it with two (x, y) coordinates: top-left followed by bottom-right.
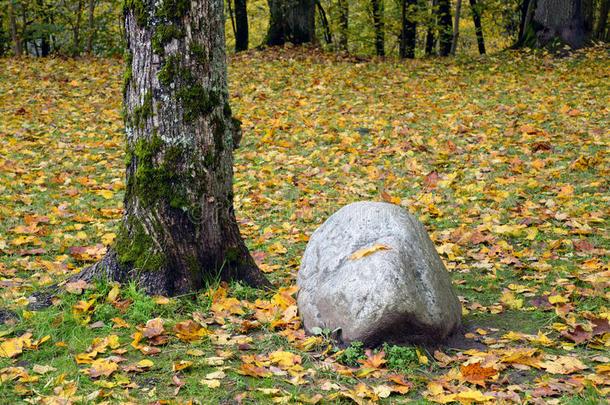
(235, 0), (249, 51)
(338, 0), (348, 50)
(450, 0), (462, 55)
(437, 0), (452, 56)
(316, 0), (332, 44)
(399, 0), (417, 58)
(86, 0), (95, 54)
(595, 0), (609, 40)
(469, 0), (485, 54)
(74, 0), (271, 295)
(9, 1), (21, 56)
(371, 0), (384, 56)
(425, 0), (438, 55)
(266, 0), (315, 46)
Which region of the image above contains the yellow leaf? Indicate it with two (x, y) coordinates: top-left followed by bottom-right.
(349, 242), (392, 260)
(548, 294), (569, 304)
(137, 359), (154, 368)
(172, 361), (194, 371)
(96, 190), (114, 199)
(200, 379), (221, 388)
(268, 241), (287, 254)
(0, 333), (31, 358)
(456, 388), (494, 402)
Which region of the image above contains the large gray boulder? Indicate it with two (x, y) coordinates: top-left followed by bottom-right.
(297, 201), (461, 347)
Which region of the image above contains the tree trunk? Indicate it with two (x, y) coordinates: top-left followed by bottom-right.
(316, 0), (332, 44)
(425, 0), (438, 55)
(372, 0), (384, 56)
(437, 0), (452, 56)
(450, 0), (462, 55)
(87, 0), (95, 54)
(338, 0), (348, 50)
(234, 0), (249, 51)
(399, 0), (417, 58)
(533, 0), (586, 48)
(266, 0), (315, 46)
(73, 0), (84, 57)
(75, 0), (270, 295)
(9, 3), (21, 56)
(469, 0), (485, 54)
(595, 0), (609, 39)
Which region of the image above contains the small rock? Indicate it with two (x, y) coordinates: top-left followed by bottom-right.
(297, 201), (461, 347)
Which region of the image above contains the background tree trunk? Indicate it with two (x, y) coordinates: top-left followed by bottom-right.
(266, 0), (315, 46)
(469, 0), (485, 54)
(316, 0), (332, 44)
(9, 3), (21, 56)
(372, 0), (384, 56)
(77, 0), (270, 295)
(437, 0), (452, 55)
(450, 0), (462, 55)
(399, 0), (417, 58)
(86, 0), (95, 54)
(534, 0), (586, 48)
(235, 0), (249, 51)
(594, 0), (609, 39)
(73, 0), (83, 57)
(425, 0), (438, 55)
(338, 0), (348, 50)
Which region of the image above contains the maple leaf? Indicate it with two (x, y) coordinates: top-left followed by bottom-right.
(349, 242), (392, 260)
(142, 318), (165, 338)
(173, 319), (210, 342)
(358, 349), (387, 369)
(87, 358), (118, 378)
(460, 362), (498, 387)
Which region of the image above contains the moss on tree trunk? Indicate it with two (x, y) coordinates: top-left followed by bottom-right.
(76, 0), (270, 295)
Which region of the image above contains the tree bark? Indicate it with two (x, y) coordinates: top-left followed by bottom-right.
(469, 0), (485, 54)
(450, 0), (462, 55)
(266, 0), (315, 46)
(235, 0), (249, 51)
(338, 0), (348, 50)
(372, 0), (384, 56)
(437, 0), (452, 56)
(425, 0), (438, 55)
(316, 0), (332, 44)
(87, 0), (95, 54)
(76, 0), (270, 295)
(399, 0), (417, 58)
(534, 0), (586, 49)
(73, 0), (83, 57)
(9, 2), (21, 56)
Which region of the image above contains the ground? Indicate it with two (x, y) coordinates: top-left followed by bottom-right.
(0, 45), (608, 403)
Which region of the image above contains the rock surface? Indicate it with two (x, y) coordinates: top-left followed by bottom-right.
(297, 201), (461, 347)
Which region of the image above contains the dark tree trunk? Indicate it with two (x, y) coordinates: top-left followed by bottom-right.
(450, 0), (463, 55)
(534, 0), (586, 49)
(582, 0), (595, 33)
(437, 0), (452, 56)
(87, 0), (95, 54)
(425, 0), (438, 55)
(316, 0), (332, 44)
(9, 3), (21, 56)
(75, 0), (270, 295)
(372, 0), (384, 56)
(338, 0), (348, 50)
(469, 0), (485, 54)
(266, 0), (315, 46)
(235, 0), (249, 51)
(399, 0), (417, 58)
(73, 0), (84, 57)
(518, 0), (531, 41)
